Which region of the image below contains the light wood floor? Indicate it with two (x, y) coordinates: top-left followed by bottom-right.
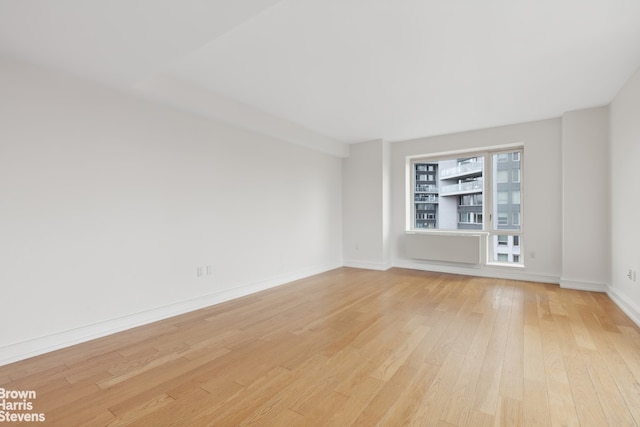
(2, 268), (640, 426)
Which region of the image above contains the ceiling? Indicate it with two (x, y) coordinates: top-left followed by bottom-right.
(2, 0), (640, 155)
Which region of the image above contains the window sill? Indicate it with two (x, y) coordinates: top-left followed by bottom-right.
(406, 229), (489, 236)
(485, 262), (525, 269)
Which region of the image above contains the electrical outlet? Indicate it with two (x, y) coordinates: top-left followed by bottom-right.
(197, 266), (203, 278)
(627, 269), (637, 282)
(206, 265), (213, 276)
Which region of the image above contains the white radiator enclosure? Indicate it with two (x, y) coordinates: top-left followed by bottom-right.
(405, 233), (482, 265)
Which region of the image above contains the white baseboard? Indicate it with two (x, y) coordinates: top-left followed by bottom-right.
(393, 259), (559, 284)
(5, 260), (626, 367)
(360, 260), (639, 331)
(0, 263), (341, 367)
(343, 260), (392, 271)
(560, 278), (608, 292)
(607, 286), (640, 329)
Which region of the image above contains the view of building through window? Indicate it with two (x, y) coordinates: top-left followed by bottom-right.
(414, 156), (484, 231)
(412, 150), (522, 265)
(491, 151), (521, 264)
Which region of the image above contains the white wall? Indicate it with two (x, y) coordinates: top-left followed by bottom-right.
(342, 139), (391, 269)
(0, 55), (343, 364)
(4, 51), (638, 365)
(609, 65), (640, 325)
(561, 107), (610, 291)
(390, 119), (563, 282)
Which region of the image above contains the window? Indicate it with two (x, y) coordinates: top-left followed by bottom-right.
(512, 191), (520, 204)
(411, 155), (483, 230)
(491, 233), (522, 264)
(416, 222), (435, 229)
(491, 149), (522, 264)
(409, 148), (523, 265)
(417, 212), (437, 220)
(459, 212), (483, 224)
(513, 212), (520, 226)
(416, 203), (436, 210)
(498, 192), (509, 204)
(459, 194), (482, 206)
(417, 173), (435, 182)
(497, 213), (508, 226)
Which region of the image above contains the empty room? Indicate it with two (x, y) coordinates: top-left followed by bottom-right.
(1, 0), (640, 425)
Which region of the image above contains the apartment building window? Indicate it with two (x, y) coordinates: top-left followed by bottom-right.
(459, 212), (483, 224)
(512, 191), (521, 204)
(416, 203), (436, 210)
(459, 194), (483, 206)
(513, 169), (521, 183)
(410, 147), (523, 266)
(497, 213), (509, 226)
(490, 149), (522, 264)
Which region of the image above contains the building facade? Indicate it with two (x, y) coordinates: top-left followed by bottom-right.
(413, 152), (521, 263)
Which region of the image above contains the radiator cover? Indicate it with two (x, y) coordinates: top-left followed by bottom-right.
(405, 233), (481, 265)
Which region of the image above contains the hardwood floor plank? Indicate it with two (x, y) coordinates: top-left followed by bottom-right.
(553, 312), (608, 426)
(519, 282), (551, 426)
(408, 351), (466, 426)
(351, 363), (421, 426)
(610, 326), (640, 382)
(522, 379), (550, 427)
(328, 376), (385, 426)
(371, 323), (430, 381)
(189, 366), (293, 426)
(463, 409), (495, 427)
(523, 323), (545, 382)
(473, 282), (513, 416)
(439, 282), (505, 425)
(539, 317), (581, 427)
(255, 407), (305, 427)
(105, 392), (175, 426)
(580, 348), (636, 427)
(578, 307), (640, 425)
(496, 396), (523, 427)
(500, 283), (524, 402)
